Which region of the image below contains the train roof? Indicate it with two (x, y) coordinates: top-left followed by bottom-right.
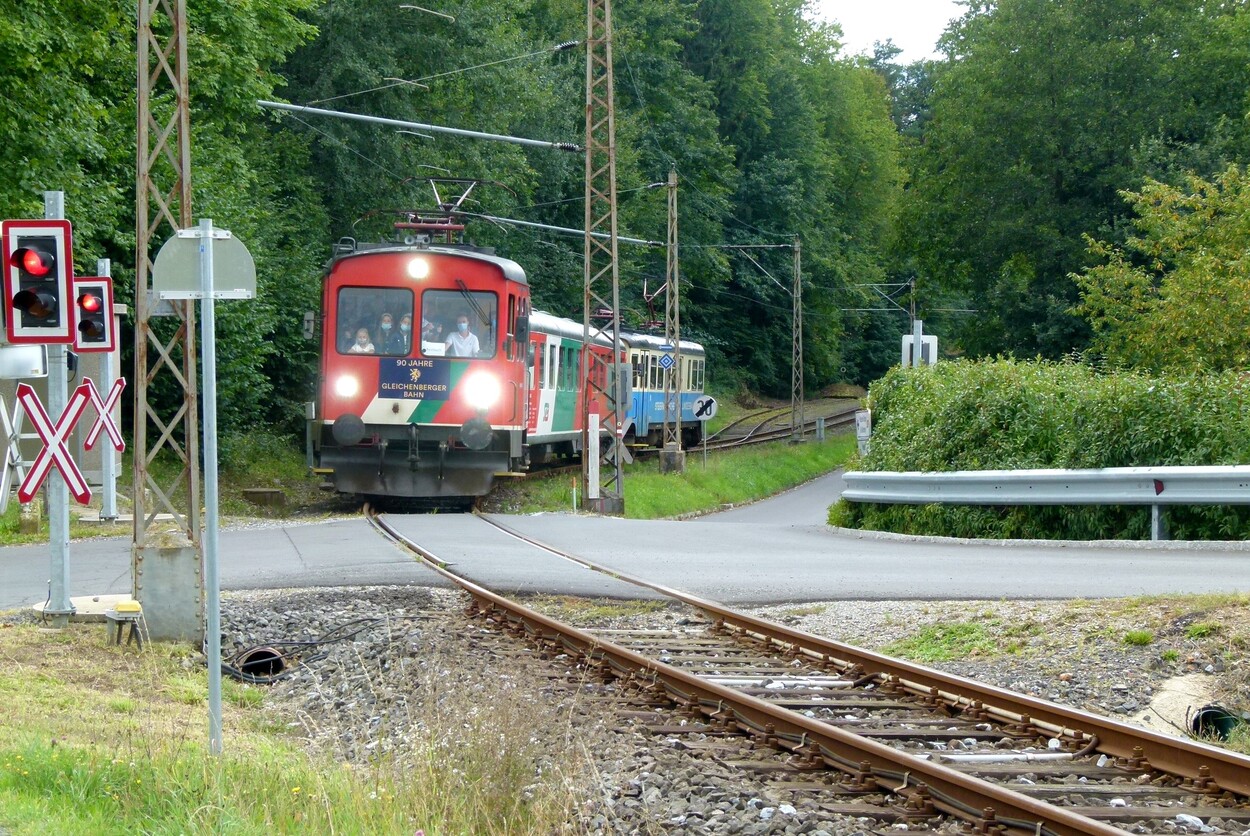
(529, 310), (616, 348)
(619, 331), (705, 356)
(328, 242), (528, 285)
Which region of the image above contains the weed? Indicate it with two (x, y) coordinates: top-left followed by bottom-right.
(781, 605), (825, 618)
(527, 596), (669, 626)
(1185, 622), (1222, 640)
(1123, 629), (1154, 646)
(883, 622), (999, 663)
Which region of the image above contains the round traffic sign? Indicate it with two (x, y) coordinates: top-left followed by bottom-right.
(693, 395), (718, 421)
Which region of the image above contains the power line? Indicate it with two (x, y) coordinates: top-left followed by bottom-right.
(259, 100), (582, 151)
(308, 41), (582, 106)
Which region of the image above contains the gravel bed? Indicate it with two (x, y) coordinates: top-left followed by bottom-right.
(219, 585), (1250, 835)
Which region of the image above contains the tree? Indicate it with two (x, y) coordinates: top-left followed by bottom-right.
(1075, 166), (1250, 372)
(901, 0), (1250, 359)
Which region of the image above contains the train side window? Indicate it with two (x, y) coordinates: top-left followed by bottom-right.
(335, 286), (413, 355)
(534, 343), (544, 388)
(420, 288), (497, 358)
(649, 355), (659, 390)
(506, 295), (516, 360)
(545, 343), (554, 389)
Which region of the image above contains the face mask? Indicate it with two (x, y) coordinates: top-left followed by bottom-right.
(400, 323), (411, 333)
(457, 322), (468, 333)
(381, 322), (392, 331)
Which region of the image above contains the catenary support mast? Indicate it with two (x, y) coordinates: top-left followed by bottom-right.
(790, 237), (804, 441)
(660, 168), (684, 473)
(582, 0), (625, 513)
(135, 0), (202, 628)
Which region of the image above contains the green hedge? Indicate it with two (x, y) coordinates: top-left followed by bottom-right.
(830, 359), (1250, 540)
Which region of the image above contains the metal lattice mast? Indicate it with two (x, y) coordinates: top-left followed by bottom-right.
(790, 237), (804, 441)
(661, 168), (683, 457)
(582, 0), (624, 514)
(135, 0), (201, 544)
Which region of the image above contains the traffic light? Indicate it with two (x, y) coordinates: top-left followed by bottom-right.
(72, 276), (114, 353)
(2, 219), (73, 344)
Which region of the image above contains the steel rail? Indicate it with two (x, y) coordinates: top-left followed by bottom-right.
(477, 512), (1250, 798)
(705, 407), (784, 443)
(705, 409), (856, 451)
(368, 508), (1128, 836)
(526, 409), (851, 475)
(708, 403), (857, 445)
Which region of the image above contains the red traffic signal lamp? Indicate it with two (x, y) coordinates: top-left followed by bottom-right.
(2, 219), (73, 344)
(72, 276), (115, 353)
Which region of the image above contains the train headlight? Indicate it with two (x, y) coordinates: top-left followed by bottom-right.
(334, 375), (360, 398)
(462, 371), (501, 410)
(406, 257), (430, 280)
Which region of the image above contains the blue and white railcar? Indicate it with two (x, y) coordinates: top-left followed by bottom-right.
(621, 331), (706, 448)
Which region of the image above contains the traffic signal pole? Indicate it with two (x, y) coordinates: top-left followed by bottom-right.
(97, 258), (118, 521)
(43, 191), (72, 626)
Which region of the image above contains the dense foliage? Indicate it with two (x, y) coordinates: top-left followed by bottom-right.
(833, 360), (1250, 540)
(6, 0), (1250, 442)
(273, 0), (905, 397)
(1075, 166), (1250, 373)
(895, 0), (1250, 361)
(0, 0), (909, 435)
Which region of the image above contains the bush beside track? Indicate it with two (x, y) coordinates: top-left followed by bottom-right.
(830, 359), (1250, 540)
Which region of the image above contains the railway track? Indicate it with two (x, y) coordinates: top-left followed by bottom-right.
(366, 508), (1250, 835)
(529, 397), (860, 477)
(702, 399), (859, 451)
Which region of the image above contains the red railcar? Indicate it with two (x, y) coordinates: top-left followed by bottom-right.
(314, 236), (533, 497)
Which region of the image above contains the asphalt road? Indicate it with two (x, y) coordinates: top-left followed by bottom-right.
(4, 470), (1250, 611)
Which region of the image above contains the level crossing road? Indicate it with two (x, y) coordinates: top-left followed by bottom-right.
(3, 474), (1250, 611)
(0, 519), (449, 612)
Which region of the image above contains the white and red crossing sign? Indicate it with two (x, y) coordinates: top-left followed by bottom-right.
(83, 377), (126, 453)
(15, 376), (127, 506)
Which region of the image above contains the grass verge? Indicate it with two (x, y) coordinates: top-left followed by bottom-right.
(0, 614), (580, 834)
(488, 433), (857, 518)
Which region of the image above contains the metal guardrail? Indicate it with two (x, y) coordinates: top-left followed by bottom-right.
(841, 465), (1250, 541)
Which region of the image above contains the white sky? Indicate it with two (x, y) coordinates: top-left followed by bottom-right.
(816, 0), (964, 63)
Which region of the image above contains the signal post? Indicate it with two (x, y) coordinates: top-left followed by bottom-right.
(3, 198), (78, 624)
(2, 194), (120, 626)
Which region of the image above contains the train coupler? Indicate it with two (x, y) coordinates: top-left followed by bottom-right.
(407, 425), (420, 470)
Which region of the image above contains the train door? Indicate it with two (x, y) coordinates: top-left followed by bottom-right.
(534, 339), (557, 436)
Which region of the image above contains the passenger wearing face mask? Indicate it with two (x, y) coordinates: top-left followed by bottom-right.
(375, 312), (396, 353)
(391, 313), (414, 354)
(444, 314), (481, 357)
